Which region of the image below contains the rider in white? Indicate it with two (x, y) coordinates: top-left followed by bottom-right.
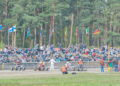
(50, 59), (56, 70)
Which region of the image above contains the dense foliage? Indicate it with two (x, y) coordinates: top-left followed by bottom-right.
(0, 0), (120, 48)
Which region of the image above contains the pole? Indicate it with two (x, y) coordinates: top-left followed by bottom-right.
(108, 44), (110, 62)
(69, 13), (74, 47)
(53, 14), (55, 46)
(34, 28), (36, 46)
(76, 27), (78, 45)
(40, 25), (43, 46)
(65, 31), (67, 48)
(29, 29), (31, 48)
(87, 34), (89, 48)
(12, 32), (13, 48)
(65, 39), (67, 48)
(76, 37), (78, 45)
(53, 31), (55, 46)
(8, 31), (9, 46)
(22, 28), (25, 48)
(98, 36), (99, 49)
(15, 31), (16, 47)
(1, 31), (2, 48)
(52, 3), (55, 46)
(29, 26), (31, 48)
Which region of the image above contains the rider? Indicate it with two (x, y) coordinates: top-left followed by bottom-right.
(38, 61), (45, 71)
(78, 59), (83, 70)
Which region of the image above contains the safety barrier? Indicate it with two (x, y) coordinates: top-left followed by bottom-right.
(0, 61), (108, 70)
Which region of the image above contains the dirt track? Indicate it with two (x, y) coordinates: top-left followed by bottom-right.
(0, 68), (109, 77)
(0, 70), (62, 77)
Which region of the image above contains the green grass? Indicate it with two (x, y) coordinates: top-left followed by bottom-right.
(0, 73), (120, 86)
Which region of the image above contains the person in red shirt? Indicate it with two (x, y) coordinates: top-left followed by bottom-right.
(85, 51), (89, 55)
(93, 52), (96, 56)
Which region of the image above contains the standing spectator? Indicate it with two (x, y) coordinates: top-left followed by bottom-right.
(118, 60), (120, 72)
(78, 59), (83, 70)
(100, 59), (104, 72)
(114, 58), (118, 72)
(61, 65), (68, 74)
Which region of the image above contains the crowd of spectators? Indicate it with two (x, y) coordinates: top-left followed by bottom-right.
(0, 44), (120, 64)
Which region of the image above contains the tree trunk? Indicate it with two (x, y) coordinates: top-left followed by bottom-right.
(104, 15), (107, 45)
(110, 12), (113, 32)
(44, 24), (47, 46)
(53, 15), (55, 46)
(5, 0), (9, 45)
(48, 17), (52, 46)
(34, 28), (36, 46)
(0, 16), (1, 25)
(69, 13), (74, 47)
(22, 29), (25, 48)
(0, 11), (3, 25)
(8, 32), (9, 46)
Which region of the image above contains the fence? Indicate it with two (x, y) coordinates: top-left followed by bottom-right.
(0, 61), (108, 70)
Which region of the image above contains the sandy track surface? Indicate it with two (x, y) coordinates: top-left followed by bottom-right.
(0, 70), (62, 77)
(0, 68), (109, 77)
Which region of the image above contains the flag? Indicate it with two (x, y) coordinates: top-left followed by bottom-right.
(40, 30), (42, 37)
(76, 27), (78, 37)
(0, 25), (2, 31)
(93, 29), (100, 35)
(86, 27), (89, 34)
(107, 60), (113, 70)
(8, 25), (16, 32)
(27, 29), (30, 38)
(12, 25), (16, 32)
(8, 28), (13, 32)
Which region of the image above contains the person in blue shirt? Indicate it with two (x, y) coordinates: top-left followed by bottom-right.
(114, 58), (118, 72)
